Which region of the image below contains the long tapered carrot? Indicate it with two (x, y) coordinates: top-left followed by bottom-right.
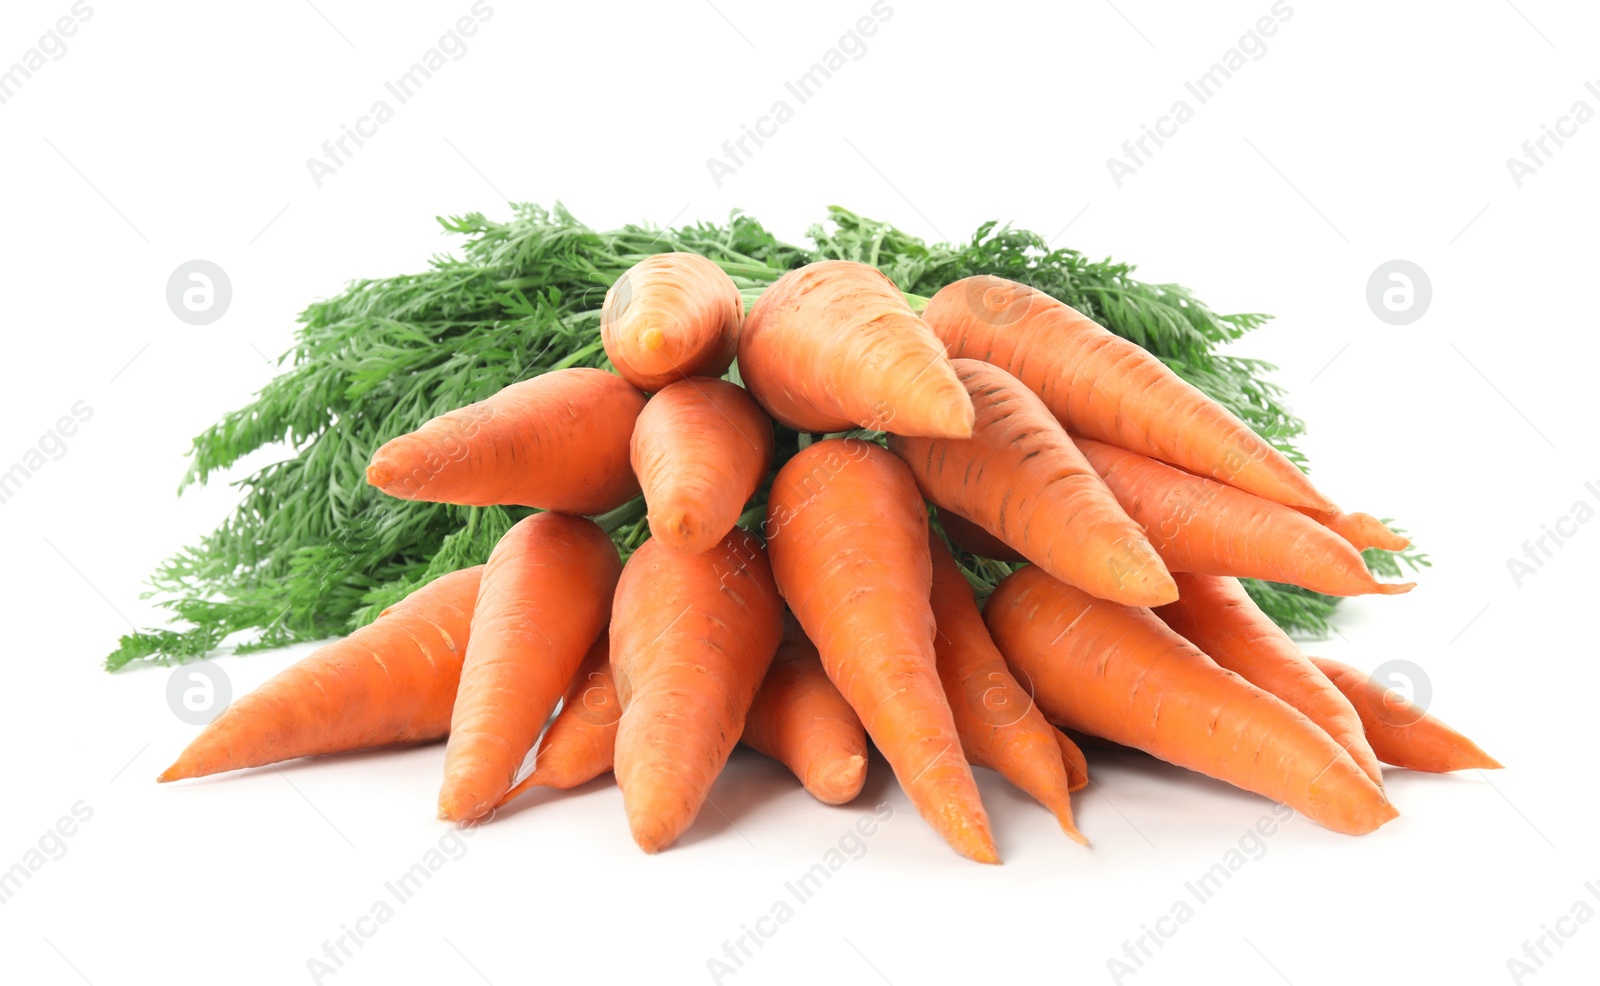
(498, 631), (618, 805)
(1055, 731), (1090, 793)
(938, 508), (1025, 563)
(438, 514), (620, 821)
(631, 377), (773, 554)
(891, 360), (1176, 607)
(1311, 657), (1502, 772)
(923, 275), (1333, 511)
(766, 440), (998, 863)
(739, 261), (974, 439)
(602, 253), (744, 392)
(158, 567), (483, 782)
(1076, 437), (1414, 597)
(366, 368), (646, 514)
(1298, 508), (1411, 552)
(985, 565), (1397, 835)
(611, 529), (784, 853)
(1157, 574), (1385, 787)
(928, 535), (1085, 844)
(742, 614), (868, 806)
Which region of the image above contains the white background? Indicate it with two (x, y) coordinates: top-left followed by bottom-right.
(1, 1), (1595, 984)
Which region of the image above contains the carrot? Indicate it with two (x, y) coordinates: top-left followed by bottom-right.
(611, 529), (784, 853)
(923, 275), (1334, 511)
(1075, 437), (1414, 597)
(631, 377), (773, 554)
(928, 534), (1085, 844)
(438, 513), (620, 821)
(1055, 730), (1090, 794)
(938, 508), (1025, 564)
(367, 367), (646, 514)
(739, 260), (974, 439)
(742, 614), (868, 806)
(891, 360), (1176, 607)
(1298, 508), (1411, 552)
(766, 439), (998, 862)
(1157, 574), (1385, 787)
(498, 631), (619, 805)
(1311, 657), (1502, 772)
(158, 567), (482, 782)
(601, 253), (743, 392)
(984, 564), (1397, 835)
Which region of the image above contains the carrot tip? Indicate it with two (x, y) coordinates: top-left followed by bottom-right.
(156, 767), (180, 783)
(365, 462), (392, 488)
(1061, 823), (1089, 847)
(806, 754), (867, 805)
(1375, 581), (1417, 595)
(641, 326), (666, 351)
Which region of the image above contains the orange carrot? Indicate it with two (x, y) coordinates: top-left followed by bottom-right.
(498, 631), (619, 805)
(891, 360), (1176, 607)
(766, 440), (997, 862)
(631, 377), (773, 554)
(739, 260), (974, 438)
(1157, 574), (1384, 787)
(611, 529), (784, 853)
(1055, 731), (1090, 794)
(928, 534), (1085, 844)
(158, 567), (482, 782)
(367, 368), (646, 514)
(1312, 657), (1503, 772)
(923, 275), (1333, 510)
(938, 508), (1025, 564)
(985, 565), (1397, 835)
(742, 614), (868, 806)
(601, 253), (743, 392)
(438, 514), (620, 821)
(1298, 508), (1411, 552)
(1076, 437), (1414, 597)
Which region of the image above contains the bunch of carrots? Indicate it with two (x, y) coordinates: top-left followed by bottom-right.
(159, 256), (1497, 861)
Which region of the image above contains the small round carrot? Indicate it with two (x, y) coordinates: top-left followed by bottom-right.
(739, 260), (974, 439)
(631, 377), (773, 554)
(1311, 657), (1502, 773)
(601, 253), (744, 392)
(157, 566), (482, 782)
(498, 631), (618, 805)
(938, 508), (1025, 563)
(742, 614), (868, 806)
(891, 360), (1176, 607)
(985, 564), (1398, 836)
(439, 514), (620, 821)
(366, 367), (646, 514)
(766, 440), (998, 863)
(611, 529), (784, 853)
(1297, 508), (1411, 552)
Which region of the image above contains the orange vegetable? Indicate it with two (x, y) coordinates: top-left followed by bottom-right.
(601, 253), (743, 392)
(985, 565), (1397, 835)
(1055, 731), (1090, 793)
(891, 360), (1175, 607)
(1312, 657), (1502, 773)
(739, 260), (974, 439)
(611, 530), (784, 853)
(766, 440), (998, 863)
(498, 631), (619, 805)
(938, 508), (1025, 563)
(158, 567), (482, 782)
(366, 368), (645, 514)
(1298, 508), (1411, 552)
(631, 377), (773, 554)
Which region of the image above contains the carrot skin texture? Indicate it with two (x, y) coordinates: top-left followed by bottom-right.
(985, 565), (1397, 836)
(1157, 574), (1385, 787)
(366, 368), (646, 514)
(158, 567), (483, 782)
(1312, 657), (1503, 772)
(1298, 508), (1412, 552)
(1055, 731), (1090, 794)
(938, 508), (1025, 563)
(602, 253), (743, 392)
(739, 261), (975, 439)
(439, 514), (620, 821)
(923, 275), (1333, 511)
(1076, 437), (1414, 597)
(631, 378), (774, 554)
(498, 631), (619, 805)
(610, 530), (784, 853)
(928, 536), (1085, 844)
(891, 360), (1175, 607)
(766, 440), (998, 863)
(742, 615), (868, 806)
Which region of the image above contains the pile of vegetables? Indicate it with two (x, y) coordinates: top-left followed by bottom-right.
(145, 210), (1495, 859)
